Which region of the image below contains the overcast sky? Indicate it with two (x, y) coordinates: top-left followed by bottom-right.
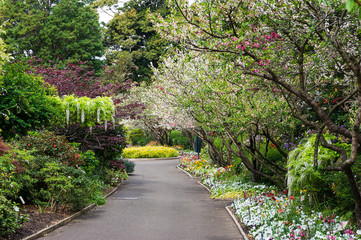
(97, 0), (195, 24)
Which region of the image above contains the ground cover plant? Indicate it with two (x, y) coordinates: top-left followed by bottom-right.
(179, 154), (361, 239)
(123, 144), (179, 158)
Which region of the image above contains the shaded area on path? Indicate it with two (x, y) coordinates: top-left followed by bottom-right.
(40, 159), (242, 240)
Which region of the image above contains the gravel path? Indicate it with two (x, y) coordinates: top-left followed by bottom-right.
(40, 159), (242, 240)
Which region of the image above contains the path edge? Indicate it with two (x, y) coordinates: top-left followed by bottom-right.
(176, 166), (249, 240)
(22, 181), (124, 240)
(225, 206), (249, 240)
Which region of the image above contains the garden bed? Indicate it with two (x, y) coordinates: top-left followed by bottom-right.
(0, 205), (73, 240)
(178, 155), (361, 240)
(0, 185), (118, 240)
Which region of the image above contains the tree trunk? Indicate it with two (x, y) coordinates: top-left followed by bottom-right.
(343, 164), (361, 228)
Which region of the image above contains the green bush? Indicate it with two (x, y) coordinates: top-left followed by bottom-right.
(79, 150), (99, 176)
(101, 168), (128, 186)
(4, 131), (108, 212)
(0, 62), (61, 140)
(0, 195), (28, 237)
(170, 131), (192, 150)
(0, 140), (29, 236)
(123, 146), (179, 158)
(287, 133), (356, 215)
(19, 130), (82, 167)
(126, 128), (152, 146)
(40, 161), (105, 211)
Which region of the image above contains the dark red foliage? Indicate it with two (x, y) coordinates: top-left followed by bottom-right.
(57, 123), (127, 165)
(0, 137), (10, 156)
(110, 159), (126, 171)
(26, 58), (135, 98)
(25, 58), (145, 162)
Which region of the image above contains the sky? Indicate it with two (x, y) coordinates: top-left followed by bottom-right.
(97, 0), (195, 24)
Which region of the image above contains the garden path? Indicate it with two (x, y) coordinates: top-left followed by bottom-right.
(40, 159), (242, 240)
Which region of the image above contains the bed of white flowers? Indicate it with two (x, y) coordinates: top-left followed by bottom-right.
(179, 155), (361, 240)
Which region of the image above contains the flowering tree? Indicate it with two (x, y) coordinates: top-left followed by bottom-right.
(152, 0), (361, 226)
(146, 51), (294, 188)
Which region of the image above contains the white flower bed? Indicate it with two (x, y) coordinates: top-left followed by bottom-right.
(179, 157), (361, 239)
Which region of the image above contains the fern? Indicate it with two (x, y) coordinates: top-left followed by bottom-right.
(287, 133), (350, 194)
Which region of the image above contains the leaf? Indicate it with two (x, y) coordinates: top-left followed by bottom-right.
(346, 0), (356, 11)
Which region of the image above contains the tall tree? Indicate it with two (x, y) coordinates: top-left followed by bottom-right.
(101, 0), (171, 83)
(0, 0), (104, 72)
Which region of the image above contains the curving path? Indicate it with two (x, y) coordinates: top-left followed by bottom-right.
(40, 159), (242, 240)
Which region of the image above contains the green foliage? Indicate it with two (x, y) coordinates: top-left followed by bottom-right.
(103, 0), (170, 82)
(38, 0), (104, 71)
(170, 130), (192, 150)
(287, 133), (350, 194)
(61, 95), (115, 127)
(39, 161), (105, 211)
(20, 131), (82, 167)
(123, 145), (178, 158)
(79, 150), (99, 176)
(0, 146), (33, 200)
(127, 128), (152, 146)
(0, 141), (29, 236)
(0, 62), (61, 140)
(287, 133), (356, 215)
(101, 168), (128, 186)
(1, 0), (104, 72)
(0, 29), (11, 70)
(0, 195), (28, 236)
(0, 131), (108, 212)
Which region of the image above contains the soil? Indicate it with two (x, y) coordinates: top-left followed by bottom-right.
(0, 205), (72, 240)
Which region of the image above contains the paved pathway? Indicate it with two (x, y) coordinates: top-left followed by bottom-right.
(40, 159), (242, 240)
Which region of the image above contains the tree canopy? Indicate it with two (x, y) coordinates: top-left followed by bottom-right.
(101, 0), (171, 83)
(0, 0), (104, 72)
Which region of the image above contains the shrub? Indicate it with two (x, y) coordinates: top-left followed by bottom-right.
(0, 137), (10, 156)
(79, 150), (99, 176)
(0, 142), (29, 236)
(0, 62), (61, 140)
(110, 158), (126, 171)
(101, 168), (128, 186)
(40, 161), (105, 211)
(170, 131), (192, 150)
(124, 160), (135, 174)
(126, 128), (152, 146)
(7, 131), (107, 212)
(20, 130), (83, 167)
(287, 133), (355, 214)
(0, 195), (28, 237)
(122, 146), (179, 158)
